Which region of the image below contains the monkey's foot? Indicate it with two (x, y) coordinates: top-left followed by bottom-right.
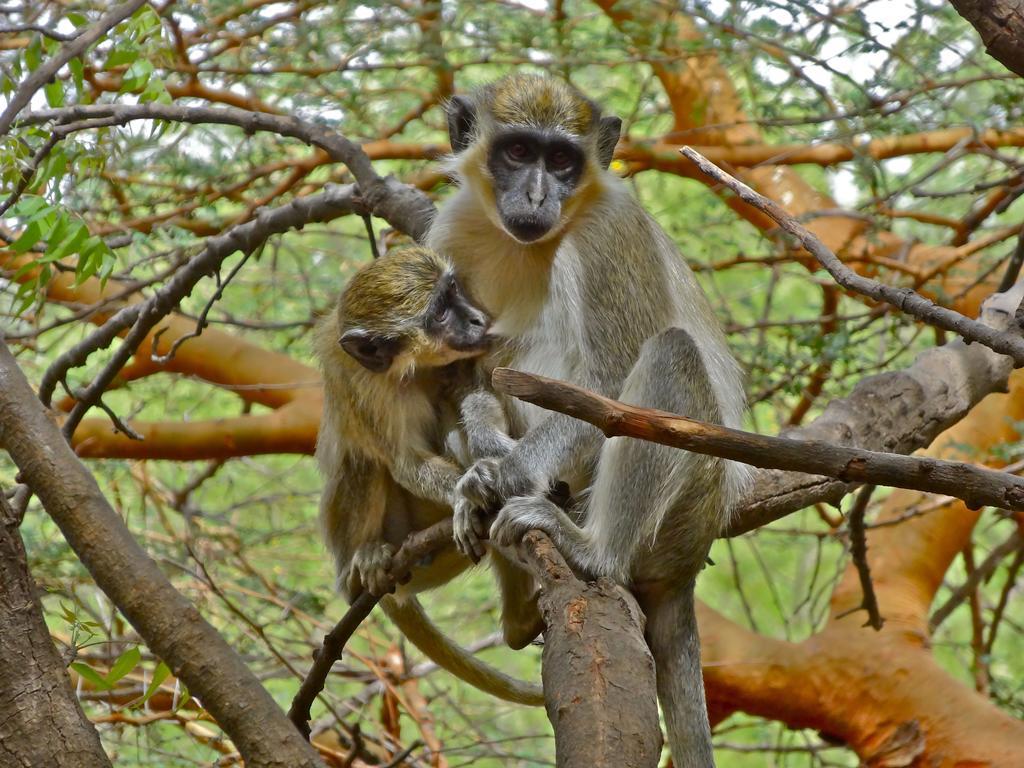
(489, 493), (589, 567)
(350, 542), (396, 597)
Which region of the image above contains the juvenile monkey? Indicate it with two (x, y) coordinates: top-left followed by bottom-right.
(428, 75), (748, 765)
(314, 245), (543, 705)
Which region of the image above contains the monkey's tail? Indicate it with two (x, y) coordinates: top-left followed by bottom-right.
(380, 595), (544, 706)
(645, 586), (716, 768)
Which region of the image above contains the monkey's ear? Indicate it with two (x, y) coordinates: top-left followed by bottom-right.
(596, 115), (622, 169)
(339, 329), (402, 373)
(447, 95), (476, 153)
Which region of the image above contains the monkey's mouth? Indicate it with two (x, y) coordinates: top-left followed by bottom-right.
(502, 215), (553, 243)
(447, 331), (497, 354)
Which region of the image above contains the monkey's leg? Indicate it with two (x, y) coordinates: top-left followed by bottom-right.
(490, 547), (544, 649)
(581, 328), (721, 768)
(490, 328), (722, 766)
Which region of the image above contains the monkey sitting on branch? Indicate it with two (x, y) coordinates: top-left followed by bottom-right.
(313, 245), (544, 705)
(426, 74), (749, 766)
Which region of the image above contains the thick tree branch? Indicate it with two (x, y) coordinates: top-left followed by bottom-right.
(0, 491), (111, 768)
(291, 521), (661, 768)
(0, 341), (325, 768)
(950, 0), (1024, 78)
(493, 366), (1024, 513)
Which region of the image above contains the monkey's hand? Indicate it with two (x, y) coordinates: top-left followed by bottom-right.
(452, 459), (503, 560)
(348, 542), (396, 598)
(457, 454), (545, 509)
(452, 495), (489, 562)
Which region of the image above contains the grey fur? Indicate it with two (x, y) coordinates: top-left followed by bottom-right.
(429, 76), (748, 765)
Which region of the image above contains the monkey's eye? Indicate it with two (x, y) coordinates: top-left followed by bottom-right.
(548, 149), (573, 170)
(506, 142), (530, 162)
(434, 306), (450, 324)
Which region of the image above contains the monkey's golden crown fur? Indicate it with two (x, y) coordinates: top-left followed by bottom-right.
(486, 73), (596, 135)
(338, 246), (449, 336)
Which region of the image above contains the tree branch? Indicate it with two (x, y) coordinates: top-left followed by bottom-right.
(682, 146), (1024, 366)
(20, 103), (437, 239)
(0, 490), (112, 768)
(0, 340), (325, 768)
(491, 367), (1024, 513)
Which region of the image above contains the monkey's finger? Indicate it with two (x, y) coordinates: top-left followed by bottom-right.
(470, 510), (489, 541)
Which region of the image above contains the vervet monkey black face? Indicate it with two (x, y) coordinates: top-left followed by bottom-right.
(337, 247), (491, 374)
(486, 129), (586, 243)
(445, 87), (622, 245)
(422, 271), (490, 353)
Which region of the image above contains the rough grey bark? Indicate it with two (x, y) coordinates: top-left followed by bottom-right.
(518, 531), (662, 768)
(0, 491), (112, 768)
(950, 0), (1024, 78)
(0, 342), (324, 768)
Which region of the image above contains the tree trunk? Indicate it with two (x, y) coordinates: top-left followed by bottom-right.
(0, 491), (112, 768)
(950, 0), (1024, 77)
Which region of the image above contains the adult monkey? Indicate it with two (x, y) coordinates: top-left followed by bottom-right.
(427, 74), (747, 766)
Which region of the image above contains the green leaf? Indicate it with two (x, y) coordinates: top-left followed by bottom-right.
(107, 646), (141, 685)
(10, 220), (42, 252)
(174, 682), (191, 711)
(105, 47), (138, 69)
(67, 12), (89, 27)
(69, 58), (84, 94)
(12, 195), (49, 218)
(43, 79), (63, 108)
(71, 662), (114, 691)
(139, 661), (172, 705)
(37, 148), (67, 190)
(48, 221), (88, 262)
(24, 37), (41, 71)
(122, 58), (153, 91)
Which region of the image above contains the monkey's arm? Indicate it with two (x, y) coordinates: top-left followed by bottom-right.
(318, 452), (399, 599)
(390, 452), (464, 508)
(460, 389), (517, 460)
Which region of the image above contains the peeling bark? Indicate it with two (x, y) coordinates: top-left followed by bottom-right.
(518, 532), (662, 768)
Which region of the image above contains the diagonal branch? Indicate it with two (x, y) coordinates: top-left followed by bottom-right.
(0, 340), (325, 767)
(682, 146), (1024, 366)
(0, 0), (146, 136)
(492, 367), (1024, 514)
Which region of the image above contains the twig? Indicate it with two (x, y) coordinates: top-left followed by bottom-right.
(0, 23), (79, 41)
(492, 367), (1024, 512)
(380, 740), (423, 768)
(287, 519), (458, 740)
(835, 485), (884, 629)
(929, 529), (1023, 631)
(0, 0), (146, 136)
(997, 221), (1024, 293)
(150, 248), (255, 364)
(984, 547), (1024, 654)
(681, 146), (1024, 366)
